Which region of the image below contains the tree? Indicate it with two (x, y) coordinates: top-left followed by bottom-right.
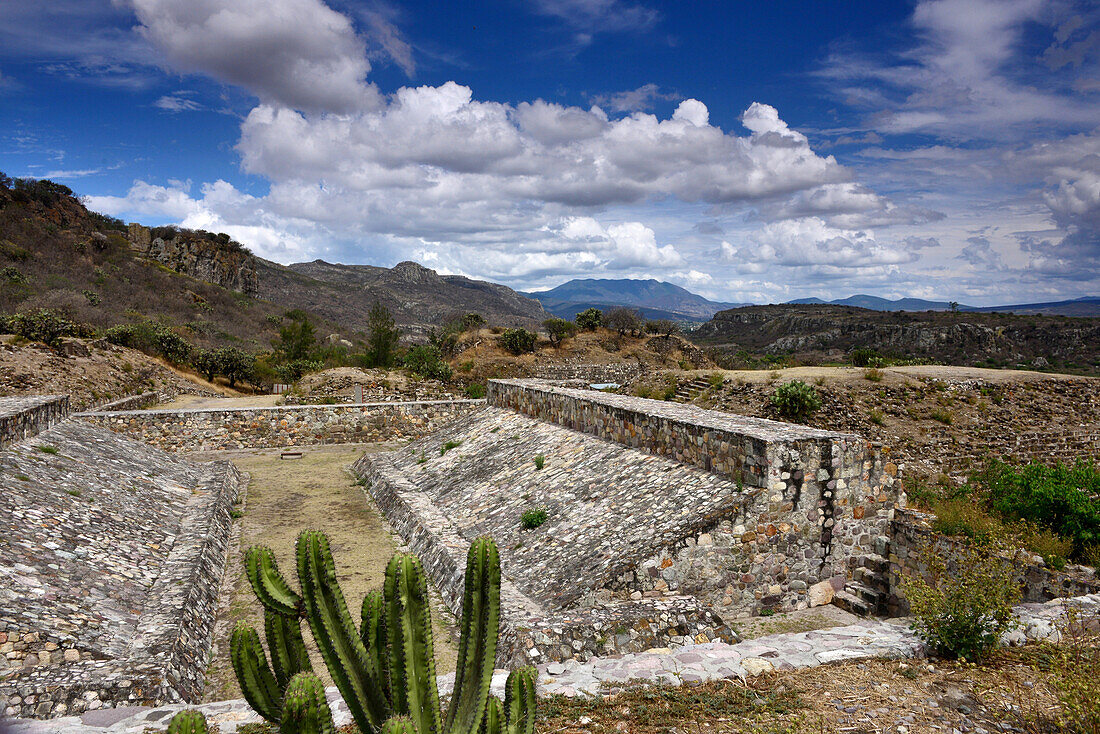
(949, 301), (960, 314)
(603, 307), (643, 336)
(367, 301), (400, 367)
(458, 312), (486, 332)
(193, 349), (222, 382)
(645, 319), (680, 338)
(0, 171), (11, 189)
(575, 307), (602, 331)
(274, 314), (317, 361)
(499, 327), (537, 354)
(215, 347), (253, 388)
(543, 317), (577, 346)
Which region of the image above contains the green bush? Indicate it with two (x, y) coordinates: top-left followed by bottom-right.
(849, 347), (880, 367)
(770, 380), (822, 422)
(403, 344), (453, 381)
(7, 309), (77, 346)
(103, 321), (193, 364)
(980, 459), (1100, 560)
(274, 358), (321, 384)
(902, 542), (1020, 661)
(543, 318), (577, 345)
(465, 382), (486, 399)
(521, 508), (547, 529)
(499, 328), (537, 355)
(534, 454), (545, 470)
(574, 307), (602, 331)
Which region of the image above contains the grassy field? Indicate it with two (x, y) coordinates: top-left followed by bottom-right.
(202, 443), (458, 701)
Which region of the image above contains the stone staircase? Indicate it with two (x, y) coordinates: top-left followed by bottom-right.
(834, 552), (891, 617)
(673, 377), (712, 403)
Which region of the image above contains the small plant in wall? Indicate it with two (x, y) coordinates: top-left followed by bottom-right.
(440, 440), (462, 456)
(521, 508), (548, 530)
(534, 454), (545, 470)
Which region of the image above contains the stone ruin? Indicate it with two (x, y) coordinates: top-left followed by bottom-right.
(354, 378), (902, 665)
(0, 396), (241, 719)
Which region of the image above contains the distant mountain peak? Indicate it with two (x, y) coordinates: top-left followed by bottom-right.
(525, 277), (749, 321)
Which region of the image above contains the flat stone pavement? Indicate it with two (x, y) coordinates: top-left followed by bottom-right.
(5, 595), (1095, 734)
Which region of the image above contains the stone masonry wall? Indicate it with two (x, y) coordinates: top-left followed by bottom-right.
(488, 379), (900, 581)
(93, 391), (161, 412)
(887, 508), (1100, 615)
(0, 416), (243, 718)
(77, 400), (484, 451)
(0, 396), (69, 450)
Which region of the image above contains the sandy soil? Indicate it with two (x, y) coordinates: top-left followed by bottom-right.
(730, 605), (860, 640)
(201, 444), (458, 702)
(157, 393), (284, 410)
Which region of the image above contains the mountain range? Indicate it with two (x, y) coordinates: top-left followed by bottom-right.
(786, 294), (1100, 317)
(524, 278), (748, 322)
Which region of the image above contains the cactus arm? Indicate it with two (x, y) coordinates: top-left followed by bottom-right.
(281, 672), (336, 734)
(265, 609), (312, 687)
(297, 530), (390, 733)
(246, 545), (303, 617)
(166, 710), (209, 734)
(480, 696), (502, 734)
(381, 716), (419, 734)
(502, 667), (537, 734)
(386, 553), (443, 734)
(444, 536), (502, 734)
(230, 623), (283, 723)
(361, 588), (392, 702)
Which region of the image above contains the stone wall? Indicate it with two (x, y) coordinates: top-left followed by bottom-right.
(93, 391), (161, 412)
(355, 380), (901, 664)
(0, 417), (243, 718)
(533, 362), (646, 384)
(77, 399), (484, 451)
(0, 396), (69, 450)
(886, 508), (1100, 615)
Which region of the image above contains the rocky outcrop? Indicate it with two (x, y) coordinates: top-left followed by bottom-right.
(127, 224), (258, 294)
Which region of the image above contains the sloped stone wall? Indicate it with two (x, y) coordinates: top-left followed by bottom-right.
(77, 399), (484, 451)
(0, 417), (243, 718)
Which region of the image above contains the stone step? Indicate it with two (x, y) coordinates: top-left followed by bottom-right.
(834, 582), (886, 617)
(859, 552), (890, 574)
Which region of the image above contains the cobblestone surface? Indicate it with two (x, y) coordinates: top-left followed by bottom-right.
(0, 408), (242, 718)
(9, 595), (1094, 734)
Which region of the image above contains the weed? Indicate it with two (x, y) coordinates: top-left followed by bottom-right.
(521, 508), (548, 529)
(534, 454), (545, 470)
(864, 368), (884, 382)
(707, 372), (725, 388)
(813, 376), (826, 386)
(15, 474), (30, 481)
(930, 408), (953, 424)
(903, 541), (1020, 661)
(869, 409), (885, 426)
(229, 508), (244, 519)
(439, 440), (461, 456)
(36, 445), (59, 455)
(1049, 608), (1100, 733)
(416, 451), (427, 465)
(66, 489), (82, 497)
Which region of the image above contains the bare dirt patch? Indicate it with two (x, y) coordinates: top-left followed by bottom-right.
(731, 605), (859, 640)
(202, 444), (457, 702)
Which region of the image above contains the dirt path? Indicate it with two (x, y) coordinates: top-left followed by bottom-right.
(157, 393), (284, 410)
(202, 444), (458, 702)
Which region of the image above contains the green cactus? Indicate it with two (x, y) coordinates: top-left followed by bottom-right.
(230, 622), (283, 723)
(381, 716), (419, 734)
(166, 709), (208, 734)
(233, 531), (535, 734)
(281, 672), (336, 734)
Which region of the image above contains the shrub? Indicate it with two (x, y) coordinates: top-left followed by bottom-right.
(1020, 524), (1074, 570)
(274, 358), (321, 384)
(930, 408), (953, 424)
(864, 368), (884, 382)
(403, 344), (453, 381)
(574, 307), (602, 331)
(849, 347), (880, 367)
(707, 372), (725, 388)
(464, 382), (486, 399)
(499, 327), (537, 355)
(534, 454), (545, 470)
(931, 499), (1006, 545)
(7, 309), (76, 346)
(439, 440), (461, 456)
(1, 265), (25, 283)
(103, 321), (193, 364)
(869, 409), (885, 426)
(521, 508), (548, 529)
(980, 459), (1100, 560)
(646, 319), (680, 337)
(543, 318), (577, 345)
(1050, 608), (1100, 733)
(902, 542), (1020, 661)
(770, 380), (822, 422)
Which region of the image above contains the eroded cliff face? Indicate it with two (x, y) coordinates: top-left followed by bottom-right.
(694, 304), (1100, 369)
(127, 224), (259, 295)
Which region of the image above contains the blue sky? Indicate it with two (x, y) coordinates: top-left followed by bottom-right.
(1, 0), (1097, 305)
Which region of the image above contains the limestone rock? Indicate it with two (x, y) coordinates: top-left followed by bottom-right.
(808, 580), (834, 607)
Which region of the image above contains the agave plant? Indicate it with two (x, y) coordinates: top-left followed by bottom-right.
(168, 532), (535, 734)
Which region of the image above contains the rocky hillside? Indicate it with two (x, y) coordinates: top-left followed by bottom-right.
(693, 304), (1100, 374)
(267, 260), (547, 340)
(0, 178), (545, 345)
